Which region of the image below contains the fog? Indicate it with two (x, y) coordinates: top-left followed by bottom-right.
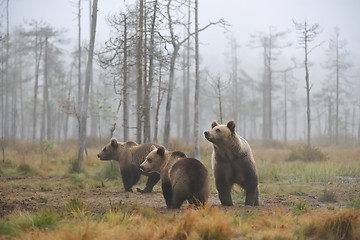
(2, 0), (360, 147)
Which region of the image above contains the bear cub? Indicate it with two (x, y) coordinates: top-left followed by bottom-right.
(140, 146), (210, 209)
(204, 120), (259, 206)
(97, 138), (160, 193)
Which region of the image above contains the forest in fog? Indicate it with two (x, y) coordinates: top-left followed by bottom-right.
(1, 0), (360, 151)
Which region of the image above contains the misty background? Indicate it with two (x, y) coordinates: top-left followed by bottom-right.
(2, 0), (360, 152)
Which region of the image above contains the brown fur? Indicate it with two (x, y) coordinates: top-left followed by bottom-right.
(97, 139), (160, 193)
(140, 146), (210, 209)
(204, 120), (259, 206)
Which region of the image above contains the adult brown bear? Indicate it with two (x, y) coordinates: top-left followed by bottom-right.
(97, 139), (160, 193)
(140, 146), (210, 209)
(204, 120), (259, 206)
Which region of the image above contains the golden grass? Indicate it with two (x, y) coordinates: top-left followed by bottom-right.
(7, 206), (358, 240)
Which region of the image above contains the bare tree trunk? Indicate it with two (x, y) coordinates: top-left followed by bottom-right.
(182, 0), (191, 144)
(63, 62), (74, 149)
(153, 59), (163, 144)
(335, 33), (339, 145)
(143, 0), (158, 143)
(304, 40), (311, 147)
(262, 42), (268, 141)
(42, 35), (50, 142)
(77, 0), (82, 118)
(194, 0), (200, 159)
(293, 19), (321, 147)
(136, 0), (144, 144)
(78, 0), (98, 169)
(163, 50), (178, 148)
(267, 37), (273, 142)
(283, 72), (287, 145)
(123, 14), (129, 141)
(33, 30), (43, 140)
(4, 0), (10, 139)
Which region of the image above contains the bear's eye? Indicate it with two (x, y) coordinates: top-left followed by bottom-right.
(147, 158), (152, 163)
(103, 147), (107, 152)
(216, 129), (220, 132)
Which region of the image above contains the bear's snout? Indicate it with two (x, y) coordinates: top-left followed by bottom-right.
(97, 154), (100, 158)
(204, 131), (209, 137)
(139, 165), (146, 172)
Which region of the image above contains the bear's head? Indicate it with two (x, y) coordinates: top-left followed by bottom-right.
(97, 138), (121, 161)
(139, 145), (166, 174)
(204, 120), (236, 144)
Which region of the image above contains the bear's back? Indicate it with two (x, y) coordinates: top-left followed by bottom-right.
(170, 158), (209, 193)
(130, 143), (162, 165)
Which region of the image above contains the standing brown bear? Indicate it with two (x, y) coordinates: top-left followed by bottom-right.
(140, 146), (210, 209)
(204, 120), (259, 206)
(97, 138), (160, 193)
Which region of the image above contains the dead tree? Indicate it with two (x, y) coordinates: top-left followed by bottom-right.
(293, 19), (322, 147)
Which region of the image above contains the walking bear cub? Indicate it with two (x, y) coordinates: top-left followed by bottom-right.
(204, 120), (259, 206)
(140, 146), (210, 209)
(97, 138), (160, 193)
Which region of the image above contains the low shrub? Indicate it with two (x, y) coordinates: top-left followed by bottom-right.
(16, 163), (38, 176)
(286, 145), (327, 162)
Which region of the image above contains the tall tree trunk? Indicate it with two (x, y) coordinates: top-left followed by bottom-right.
(42, 36), (50, 142)
(193, 0), (200, 159)
(305, 40), (311, 147)
(267, 37), (273, 142)
(283, 72), (287, 144)
(77, 0), (82, 122)
(143, 0), (158, 143)
(163, 49), (178, 148)
(78, 0), (98, 169)
(18, 50), (25, 139)
(262, 42), (268, 141)
(182, 0), (191, 144)
(153, 59), (163, 144)
(136, 0), (144, 143)
(33, 31), (43, 140)
(335, 34), (339, 145)
(123, 14), (129, 141)
(4, 0), (10, 139)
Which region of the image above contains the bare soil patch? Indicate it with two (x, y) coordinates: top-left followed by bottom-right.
(0, 175), (358, 217)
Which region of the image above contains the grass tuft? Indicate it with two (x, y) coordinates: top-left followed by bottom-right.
(319, 188), (337, 202)
(304, 209), (360, 240)
(65, 197), (89, 218)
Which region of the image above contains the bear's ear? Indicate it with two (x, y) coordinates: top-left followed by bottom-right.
(227, 120), (236, 133)
(150, 145), (157, 152)
(211, 121), (218, 128)
(111, 138), (118, 148)
(157, 146), (165, 157)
